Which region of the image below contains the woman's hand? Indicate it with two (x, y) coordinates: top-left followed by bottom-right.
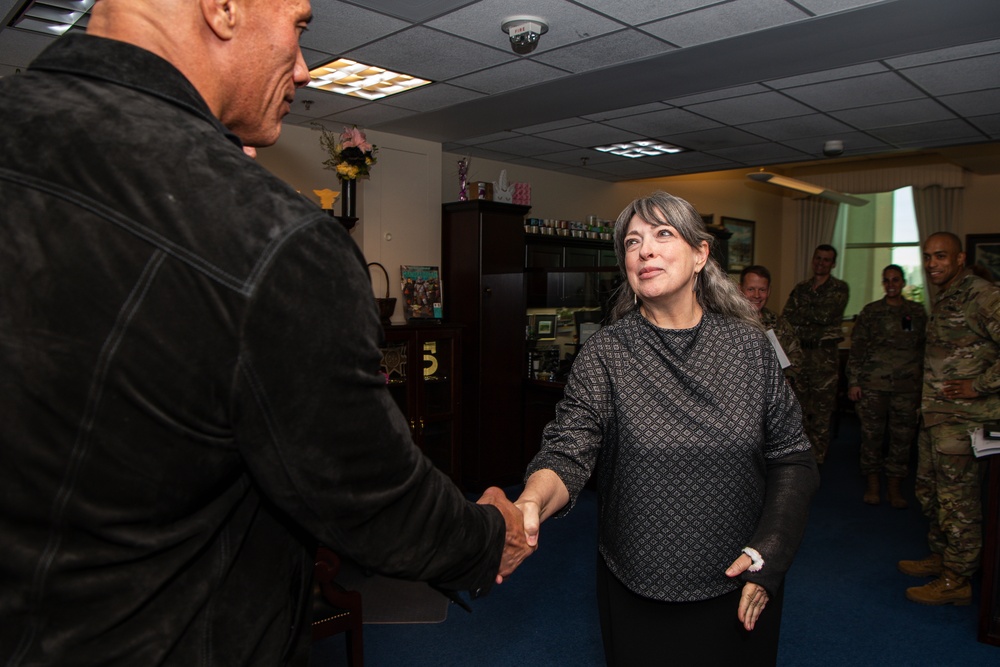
(514, 499), (541, 548)
(725, 553), (769, 631)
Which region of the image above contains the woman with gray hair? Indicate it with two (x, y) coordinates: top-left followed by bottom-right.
(516, 191), (819, 665)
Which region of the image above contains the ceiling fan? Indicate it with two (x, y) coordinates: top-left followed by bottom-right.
(746, 171), (869, 206)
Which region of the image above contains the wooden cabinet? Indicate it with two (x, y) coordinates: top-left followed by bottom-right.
(442, 201), (531, 490)
(380, 324), (462, 483)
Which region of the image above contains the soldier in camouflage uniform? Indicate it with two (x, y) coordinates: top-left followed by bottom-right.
(782, 245), (849, 464)
(899, 232), (1000, 606)
(739, 265), (803, 385)
(846, 265), (926, 508)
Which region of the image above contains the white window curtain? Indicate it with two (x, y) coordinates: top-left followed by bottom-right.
(789, 163), (965, 279)
(911, 184), (963, 241)
(796, 197), (840, 281)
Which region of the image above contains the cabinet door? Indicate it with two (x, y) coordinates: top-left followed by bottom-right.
(380, 327), (461, 483)
(379, 338), (413, 421)
(599, 249), (619, 268)
(526, 243), (563, 268)
(565, 246), (599, 267)
(417, 331), (460, 481)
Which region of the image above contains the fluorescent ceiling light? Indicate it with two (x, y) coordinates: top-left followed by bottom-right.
(9, 0), (93, 35)
(746, 171), (869, 206)
(308, 59), (432, 100)
(594, 140), (686, 158)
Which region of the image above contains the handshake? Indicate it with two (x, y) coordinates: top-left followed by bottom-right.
(476, 486), (541, 584)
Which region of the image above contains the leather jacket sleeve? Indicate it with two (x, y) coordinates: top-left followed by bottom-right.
(233, 218), (504, 593)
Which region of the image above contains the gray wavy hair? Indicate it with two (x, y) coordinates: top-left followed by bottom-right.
(609, 191), (760, 328)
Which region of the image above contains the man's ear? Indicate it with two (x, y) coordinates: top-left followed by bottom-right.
(201, 0), (238, 40)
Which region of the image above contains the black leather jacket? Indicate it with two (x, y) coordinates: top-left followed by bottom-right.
(0, 34), (503, 666)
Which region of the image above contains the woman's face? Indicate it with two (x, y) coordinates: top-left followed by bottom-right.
(624, 214), (707, 309)
(882, 268), (905, 298)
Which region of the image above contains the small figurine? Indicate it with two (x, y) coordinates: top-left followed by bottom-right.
(458, 157), (470, 201)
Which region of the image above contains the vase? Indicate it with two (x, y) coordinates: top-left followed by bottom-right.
(340, 178), (357, 218)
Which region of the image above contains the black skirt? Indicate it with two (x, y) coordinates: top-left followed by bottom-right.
(596, 555), (784, 667)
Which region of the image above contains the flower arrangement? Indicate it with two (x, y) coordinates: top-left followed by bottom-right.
(319, 125), (377, 180)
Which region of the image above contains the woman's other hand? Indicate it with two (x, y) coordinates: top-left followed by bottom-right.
(725, 553), (770, 630)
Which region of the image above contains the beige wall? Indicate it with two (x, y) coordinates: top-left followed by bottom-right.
(259, 124), (998, 317)
(257, 124), (443, 324)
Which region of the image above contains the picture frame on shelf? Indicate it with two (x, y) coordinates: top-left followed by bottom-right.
(967, 234), (1000, 283)
(535, 314), (556, 340)
(401, 265), (443, 320)
(721, 217), (755, 273)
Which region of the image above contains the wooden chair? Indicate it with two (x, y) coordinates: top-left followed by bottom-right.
(313, 547), (363, 667)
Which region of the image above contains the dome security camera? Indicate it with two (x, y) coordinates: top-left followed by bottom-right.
(502, 16), (549, 55)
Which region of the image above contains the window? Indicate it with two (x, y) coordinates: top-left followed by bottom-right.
(831, 186), (926, 319)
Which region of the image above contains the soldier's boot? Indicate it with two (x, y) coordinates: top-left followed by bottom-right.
(905, 569), (972, 606)
(887, 476), (908, 509)
(898, 552), (943, 577)
(863, 473), (880, 505)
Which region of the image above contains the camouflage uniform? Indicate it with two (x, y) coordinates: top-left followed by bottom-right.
(783, 276), (849, 463)
(918, 270), (1000, 578)
(760, 306), (803, 385)
(847, 297), (927, 477)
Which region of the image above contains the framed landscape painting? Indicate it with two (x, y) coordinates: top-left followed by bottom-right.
(722, 217), (755, 273)
(967, 234), (1000, 283)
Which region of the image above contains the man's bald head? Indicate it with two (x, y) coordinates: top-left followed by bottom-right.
(923, 231), (966, 291)
(87, 0), (312, 147)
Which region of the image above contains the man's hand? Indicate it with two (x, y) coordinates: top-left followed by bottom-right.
(477, 486), (535, 584)
(847, 386), (862, 401)
(942, 379), (979, 400)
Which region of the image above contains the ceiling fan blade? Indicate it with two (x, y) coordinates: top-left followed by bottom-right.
(746, 172), (869, 206)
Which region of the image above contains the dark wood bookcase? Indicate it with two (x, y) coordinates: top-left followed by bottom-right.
(441, 201), (531, 490)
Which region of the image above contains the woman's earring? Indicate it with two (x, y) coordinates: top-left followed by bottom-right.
(633, 292), (637, 306)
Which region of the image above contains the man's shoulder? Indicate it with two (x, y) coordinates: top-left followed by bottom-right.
(828, 275), (850, 291)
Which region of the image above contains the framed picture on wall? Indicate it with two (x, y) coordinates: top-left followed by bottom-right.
(722, 217), (755, 273)
(967, 234), (1000, 284)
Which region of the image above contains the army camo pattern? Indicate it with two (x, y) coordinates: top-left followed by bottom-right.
(917, 270), (1000, 577)
(921, 271), (1000, 427)
(783, 276), (849, 462)
(847, 297), (927, 477)
(915, 423), (984, 578)
(760, 306), (802, 384)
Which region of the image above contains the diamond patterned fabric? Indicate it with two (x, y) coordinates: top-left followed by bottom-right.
(528, 311), (811, 601)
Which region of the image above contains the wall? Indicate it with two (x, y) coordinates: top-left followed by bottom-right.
(257, 124), (442, 324)
(259, 124), (999, 318)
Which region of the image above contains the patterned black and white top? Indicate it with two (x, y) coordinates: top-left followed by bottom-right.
(527, 310), (816, 601)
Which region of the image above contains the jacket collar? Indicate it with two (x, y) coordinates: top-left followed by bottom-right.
(29, 33), (242, 149)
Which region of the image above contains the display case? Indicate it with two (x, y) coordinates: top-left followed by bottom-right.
(380, 323), (462, 483)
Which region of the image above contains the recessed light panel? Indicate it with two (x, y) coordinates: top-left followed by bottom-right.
(10, 0), (94, 36)
(594, 140), (687, 158)
(308, 58), (432, 100)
